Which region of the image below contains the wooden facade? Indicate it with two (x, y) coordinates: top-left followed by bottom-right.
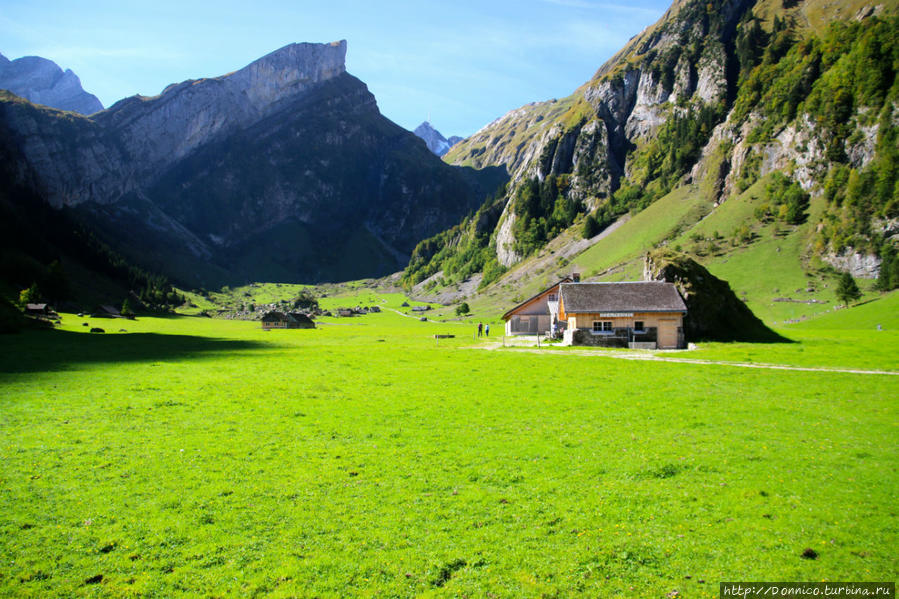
(557, 282), (687, 349)
(502, 276), (574, 336)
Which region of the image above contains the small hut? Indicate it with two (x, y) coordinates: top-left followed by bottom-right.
(261, 311), (315, 330)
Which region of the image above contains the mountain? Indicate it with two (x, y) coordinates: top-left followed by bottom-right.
(0, 41), (505, 288)
(0, 52), (103, 115)
(413, 121), (462, 156)
(405, 0), (899, 309)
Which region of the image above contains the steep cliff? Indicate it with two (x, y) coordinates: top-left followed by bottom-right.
(0, 41), (504, 286)
(420, 0), (898, 289)
(0, 53), (103, 115)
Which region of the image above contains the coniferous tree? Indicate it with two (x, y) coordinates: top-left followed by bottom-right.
(836, 272), (862, 306)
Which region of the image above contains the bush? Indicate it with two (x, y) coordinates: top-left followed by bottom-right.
(455, 302), (470, 316)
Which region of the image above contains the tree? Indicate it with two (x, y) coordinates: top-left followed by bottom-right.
(121, 298), (135, 318)
(18, 283), (41, 308)
(455, 302), (470, 316)
(582, 214), (600, 239)
(836, 272), (862, 306)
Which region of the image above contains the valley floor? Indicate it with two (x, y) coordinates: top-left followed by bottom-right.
(1, 291), (896, 597)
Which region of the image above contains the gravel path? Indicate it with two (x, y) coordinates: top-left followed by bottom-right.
(468, 343), (898, 376)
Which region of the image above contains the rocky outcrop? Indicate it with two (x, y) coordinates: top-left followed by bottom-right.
(643, 249), (787, 342)
(823, 249), (882, 279)
(0, 53), (103, 115)
(0, 41), (503, 286)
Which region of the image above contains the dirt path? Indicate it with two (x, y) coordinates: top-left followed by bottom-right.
(467, 343), (898, 376)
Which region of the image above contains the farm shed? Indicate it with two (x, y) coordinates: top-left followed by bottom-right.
(261, 311), (315, 330)
(24, 303), (50, 316)
(502, 275), (575, 336)
(557, 282), (686, 349)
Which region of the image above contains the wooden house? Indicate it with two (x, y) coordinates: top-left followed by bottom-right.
(502, 275), (575, 336)
(261, 311), (315, 330)
(557, 281), (686, 349)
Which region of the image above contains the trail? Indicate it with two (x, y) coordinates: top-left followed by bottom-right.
(469, 343), (898, 376)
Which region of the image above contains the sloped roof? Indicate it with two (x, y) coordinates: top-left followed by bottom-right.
(559, 282), (686, 313)
(502, 276), (573, 320)
(261, 311), (287, 322)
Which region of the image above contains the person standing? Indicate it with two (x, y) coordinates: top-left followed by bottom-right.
(485, 324), (490, 337)
(478, 322), (483, 337)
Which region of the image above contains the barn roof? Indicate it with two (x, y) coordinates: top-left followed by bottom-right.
(559, 282), (686, 314)
(261, 311), (287, 322)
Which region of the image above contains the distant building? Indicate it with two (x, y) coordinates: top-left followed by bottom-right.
(261, 311), (315, 330)
(24, 303), (52, 317)
(557, 281), (686, 349)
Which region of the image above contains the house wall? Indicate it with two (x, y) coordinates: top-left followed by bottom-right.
(506, 314), (551, 335)
(504, 285), (561, 335)
(566, 312), (684, 349)
(513, 287), (559, 316)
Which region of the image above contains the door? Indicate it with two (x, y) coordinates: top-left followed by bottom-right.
(658, 319), (678, 349)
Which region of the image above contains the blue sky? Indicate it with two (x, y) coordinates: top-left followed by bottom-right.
(1, 0), (669, 136)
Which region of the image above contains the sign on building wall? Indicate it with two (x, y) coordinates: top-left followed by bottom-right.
(599, 312), (634, 318)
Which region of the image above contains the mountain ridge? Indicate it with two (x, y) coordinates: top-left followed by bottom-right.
(0, 52), (103, 115)
(0, 41), (506, 288)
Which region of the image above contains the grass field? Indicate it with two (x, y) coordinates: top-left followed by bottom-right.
(1, 295), (897, 597)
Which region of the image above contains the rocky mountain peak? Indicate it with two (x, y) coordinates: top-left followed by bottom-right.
(226, 40), (347, 111)
(0, 52), (103, 115)
(413, 121), (461, 156)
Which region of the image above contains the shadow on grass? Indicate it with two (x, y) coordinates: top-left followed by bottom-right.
(0, 328), (278, 375)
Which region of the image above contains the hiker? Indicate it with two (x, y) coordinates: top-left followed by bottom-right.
(485, 324), (490, 337)
(477, 322), (483, 337)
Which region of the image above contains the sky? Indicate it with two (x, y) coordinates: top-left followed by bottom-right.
(0, 0), (670, 137)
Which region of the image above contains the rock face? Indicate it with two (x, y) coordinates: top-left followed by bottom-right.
(0, 53), (103, 115)
(643, 249), (786, 342)
(0, 41), (502, 286)
(444, 0), (754, 265)
(412, 121), (460, 156)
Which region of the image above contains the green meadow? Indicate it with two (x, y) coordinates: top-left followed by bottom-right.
(1, 294), (897, 597)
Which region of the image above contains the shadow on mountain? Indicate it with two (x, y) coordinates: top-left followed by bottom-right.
(644, 249), (793, 344)
(0, 328), (277, 375)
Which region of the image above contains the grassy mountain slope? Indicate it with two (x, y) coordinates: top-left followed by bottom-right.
(408, 0), (899, 331)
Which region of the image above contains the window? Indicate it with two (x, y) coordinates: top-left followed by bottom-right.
(634, 321), (644, 332)
(548, 293), (557, 301)
(593, 321), (613, 333)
